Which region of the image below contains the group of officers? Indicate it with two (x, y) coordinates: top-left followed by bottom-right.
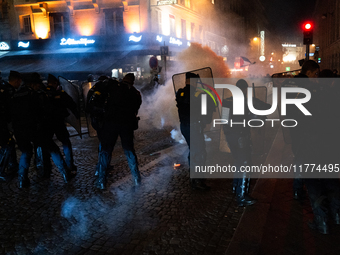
(0, 71), (78, 188)
(0, 71), (143, 191)
(176, 62), (340, 235)
(2, 64), (340, 235)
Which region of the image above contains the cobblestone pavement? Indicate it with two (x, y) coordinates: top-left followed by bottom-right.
(0, 122), (250, 255)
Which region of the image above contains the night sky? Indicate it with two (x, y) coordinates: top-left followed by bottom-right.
(262, 0), (317, 40)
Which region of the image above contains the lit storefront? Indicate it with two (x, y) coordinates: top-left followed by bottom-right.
(0, 0), (231, 81)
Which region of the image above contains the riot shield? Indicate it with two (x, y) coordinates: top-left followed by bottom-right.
(82, 81), (97, 137)
(172, 67), (221, 134)
(58, 76), (82, 138)
(271, 70), (301, 144)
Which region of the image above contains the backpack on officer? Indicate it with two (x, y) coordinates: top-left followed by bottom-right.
(86, 78), (119, 130)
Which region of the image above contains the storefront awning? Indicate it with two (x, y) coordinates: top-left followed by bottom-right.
(0, 45), (160, 79)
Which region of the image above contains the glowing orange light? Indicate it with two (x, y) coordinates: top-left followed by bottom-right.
(35, 24), (49, 39)
(33, 16), (50, 39)
(174, 163), (181, 167)
(79, 26), (93, 36)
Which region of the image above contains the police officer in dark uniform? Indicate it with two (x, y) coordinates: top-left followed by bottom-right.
(0, 71), (21, 180)
(45, 74), (79, 173)
(288, 60), (320, 201)
(222, 79), (270, 206)
(176, 72), (212, 190)
(88, 73), (142, 189)
(290, 62), (340, 234)
(11, 72), (42, 188)
(12, 73), (70, 188)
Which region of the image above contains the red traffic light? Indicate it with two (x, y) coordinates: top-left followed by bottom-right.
(303, 22), (313, 31)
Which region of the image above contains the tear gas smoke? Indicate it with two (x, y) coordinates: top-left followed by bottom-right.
(139, 43), (230, 142)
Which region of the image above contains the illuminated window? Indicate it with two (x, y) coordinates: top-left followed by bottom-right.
(49, 13), (70, 38)
(23, 15), (32, 33)
(185, 0), (190, 8)
(191, 23), (195, 40)
(169, 14), (175, 36)
(181, 19), (186, 39)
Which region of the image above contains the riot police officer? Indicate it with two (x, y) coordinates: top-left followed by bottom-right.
(222, 79), (270, 206)
(0, 71), (21, 180)
(176, 72), (213, 190)
(45, 74), (79, 173)
(87, 73), (142, 189)
(12, 73), (70, 188)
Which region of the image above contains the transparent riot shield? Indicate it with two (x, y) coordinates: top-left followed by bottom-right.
(172, 67), (221, 134)
(82, 81), (97, 137)
(271, 70), (301, 144)
(58, 76), (82, 138)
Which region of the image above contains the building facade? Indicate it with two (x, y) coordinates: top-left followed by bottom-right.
(0, 0), (272, 79)
(313, 0), (340, 71)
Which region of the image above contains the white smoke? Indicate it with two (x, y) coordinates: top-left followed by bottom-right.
(138, 43), (230, 143)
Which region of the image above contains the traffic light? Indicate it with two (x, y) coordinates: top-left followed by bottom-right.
(303, 22), (313, 45)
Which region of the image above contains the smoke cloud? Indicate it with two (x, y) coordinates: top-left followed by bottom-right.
(139, 43), (230, 142)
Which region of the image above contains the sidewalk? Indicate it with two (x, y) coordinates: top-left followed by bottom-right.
(226, 129), (340, 255)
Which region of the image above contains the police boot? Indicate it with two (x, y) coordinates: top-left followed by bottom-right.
(237, 177), (257, 207)
(232, 179), (237, 193)
(36, 147), (48, 178)
(331, 209), (340, 225)
(96, 165), (106, 190)
(56, 164), (69, 183)
(308, 215), (329, 234)
(94, 164), (99, 177)
(7, 141), (18, 178)
(18, 169), (30, 189)
(0, 147), (10, 181)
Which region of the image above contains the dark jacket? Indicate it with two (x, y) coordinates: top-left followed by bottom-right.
(87, 79), (142, 129)
(45, 85), (78, 120)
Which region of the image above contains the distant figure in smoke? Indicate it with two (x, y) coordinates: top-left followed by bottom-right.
(222, 79), (270, 206)
(176, 72), (214, 190)
(0, 71), (21, 180)
(86, 73), (142, 189)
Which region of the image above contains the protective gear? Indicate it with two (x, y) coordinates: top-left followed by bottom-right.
(86, 79), (118, 130)
(92, 78), (142, 189)
(0, 80), (18, 179)
(45, 84), (78, 172)
(222, 83), (270, 205)
(236, 177), (257, 207)
(18, 173), (30, 189)
(176, 75), (215, 190)
(308, 215), (329, 234)
(96, 151), (109, 189)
